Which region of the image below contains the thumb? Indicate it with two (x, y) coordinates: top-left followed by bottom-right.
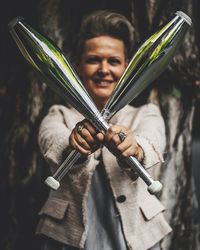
(96, 132), (105, 142)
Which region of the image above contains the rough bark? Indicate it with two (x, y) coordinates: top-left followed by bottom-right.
(1, 0), (200, 249)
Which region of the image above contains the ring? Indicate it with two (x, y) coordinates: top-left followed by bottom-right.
(76, 123), (84, 134)
(118, 131), (127, 142)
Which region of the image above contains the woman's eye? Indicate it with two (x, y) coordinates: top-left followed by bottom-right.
(109, 58), (121, 65)
(85, 57), (100, 64)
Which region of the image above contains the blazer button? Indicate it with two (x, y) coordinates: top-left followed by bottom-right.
(117, 195), (126, 203)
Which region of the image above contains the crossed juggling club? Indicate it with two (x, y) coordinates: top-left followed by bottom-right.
(8, 11), (191, 194)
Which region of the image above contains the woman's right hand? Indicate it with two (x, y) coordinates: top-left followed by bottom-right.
(69, 119), (104, 155)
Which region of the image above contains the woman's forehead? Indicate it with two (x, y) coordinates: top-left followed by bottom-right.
(82, 36), (126, 57)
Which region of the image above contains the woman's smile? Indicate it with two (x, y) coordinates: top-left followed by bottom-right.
(92, 78), (113, 87)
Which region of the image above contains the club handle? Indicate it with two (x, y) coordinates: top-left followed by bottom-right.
(123, 156), (162, 194)
(45, 150), (82, 190)
(45, 149), (162, 194)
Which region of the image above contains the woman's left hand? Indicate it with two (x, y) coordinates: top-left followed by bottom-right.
(104, 124), (144, 161)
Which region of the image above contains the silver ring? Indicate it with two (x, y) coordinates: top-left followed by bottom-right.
(76, 123), (84, 134)
(118, 131), (127, 142)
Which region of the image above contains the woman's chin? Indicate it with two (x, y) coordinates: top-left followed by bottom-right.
(92, 95), (110, 110)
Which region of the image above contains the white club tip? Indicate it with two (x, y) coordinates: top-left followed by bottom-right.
(45, 176), (60, 190)
(147, 181), (163, 194)
(175, 11), (192, 26)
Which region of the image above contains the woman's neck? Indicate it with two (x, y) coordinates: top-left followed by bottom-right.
(95, 99), (108, 112)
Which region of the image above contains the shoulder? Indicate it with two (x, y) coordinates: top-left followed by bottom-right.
(115, 103), (161, 125)
(48, 104), (74, 114)
(120, 103), (161, 115)
(139, 102), (161, 114)
(47, 104), (84, 128)
(127, 103), (161, 114)
(48, 104), (82, 117)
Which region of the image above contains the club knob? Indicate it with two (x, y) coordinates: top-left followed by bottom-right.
(147, 181), (163, 194)
(45, 176), (60, 190)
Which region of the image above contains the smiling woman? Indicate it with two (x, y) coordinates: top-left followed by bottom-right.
(35, 10), (171, 250)
(78, 36), (128, 110)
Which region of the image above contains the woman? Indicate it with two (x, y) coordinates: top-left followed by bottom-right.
(36, 10), (172, 250)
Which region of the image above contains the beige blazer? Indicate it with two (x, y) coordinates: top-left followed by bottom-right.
(36, 103), (172, 250)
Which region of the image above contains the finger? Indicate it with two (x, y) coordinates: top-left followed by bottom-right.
(82, 120), (98, 136)
(95, 132), (104, 142)
(111, 133), (125, 146)
(81, 127), (96, 145)
(75, 129), (102, 153)
(117, 132), (139, 155)
(116, 132), (133, 151)
(120, 144), (144, 160)
(79, 120), (102, 146)
(76, 122), (84, 134)
(76, 120), (97, 138)
(122, 146), (135, 157)
(78, 124), (103, 149)
(105, 125), (121, 142)
(136, 146), (144, 161)
(76, 121), (95, 145)
(74, 131), (91, 151)
(117, 140), (132, 155)
(73, 139), (91, 155)
(118, 131), (127, 142)
(69, 133), (91, 155)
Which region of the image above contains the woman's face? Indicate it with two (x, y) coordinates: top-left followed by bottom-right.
(78, 36), (128, 110)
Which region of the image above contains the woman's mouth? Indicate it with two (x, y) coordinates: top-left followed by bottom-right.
(93, 78), (114, 87)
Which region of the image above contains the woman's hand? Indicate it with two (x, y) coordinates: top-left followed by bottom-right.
(104, 124), (144, 161)
(69, 119), (104, 155)
(69, 121), (143, 162)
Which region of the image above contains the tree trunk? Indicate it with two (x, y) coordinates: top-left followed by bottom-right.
(1, 0), (200, 249)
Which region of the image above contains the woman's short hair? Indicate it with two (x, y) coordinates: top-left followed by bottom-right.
(73, 10), (135, 61)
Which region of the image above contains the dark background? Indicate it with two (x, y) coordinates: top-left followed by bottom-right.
(0, 1), (200, 249)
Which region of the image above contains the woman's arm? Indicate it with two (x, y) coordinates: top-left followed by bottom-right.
(132, 103), (166, 169)
(38, 105), (72, 168)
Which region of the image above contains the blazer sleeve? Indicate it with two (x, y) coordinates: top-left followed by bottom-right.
(38, 105), (72, 168)
(133, 103), (166, 169)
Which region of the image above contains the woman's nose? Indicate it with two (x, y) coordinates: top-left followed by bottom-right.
(98, 61), (110, 75)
